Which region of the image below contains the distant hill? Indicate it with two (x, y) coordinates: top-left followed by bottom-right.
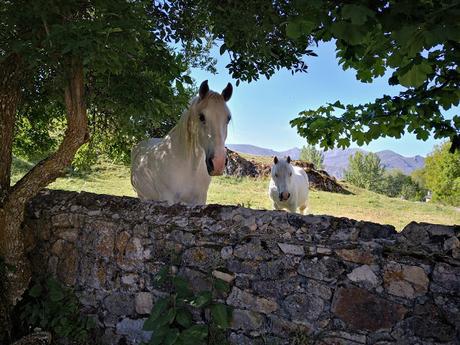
(226, 144), (425, 178)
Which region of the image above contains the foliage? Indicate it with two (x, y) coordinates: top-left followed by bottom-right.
(300, 145), (324, 169)
(142, 266), (232, 345)
(289, 1), (460, 152)
(422, 141), (460, 206)
(17, 277), (95, 343)
(379, 170), (427, 201)
(344, 152), (385, 192)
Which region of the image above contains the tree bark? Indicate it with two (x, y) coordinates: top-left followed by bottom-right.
(0, 54), (21, 203)
(0, 57), (89, 310)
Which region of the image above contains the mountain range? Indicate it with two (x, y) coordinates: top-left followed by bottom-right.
(226, 144), (425, 178)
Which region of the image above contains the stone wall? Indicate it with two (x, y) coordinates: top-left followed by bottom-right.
(24, 190), (460, 345)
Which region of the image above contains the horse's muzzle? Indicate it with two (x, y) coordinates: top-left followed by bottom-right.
(206, 149), (226, 176)
(279, 192), (291, 201)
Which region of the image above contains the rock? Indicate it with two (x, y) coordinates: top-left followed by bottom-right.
(318, 331), (367, 344)
(282, 292), (324, 322)
(335, 248), (374, 265)
(233, 239), (270, 260)
(332, 287), (407, 332)
(135, 292), (153, 315)
(347, 265), (379, 287)
(269, 315), (311, 337)
(116, 318), (152, 344)
(57, 242), (78, 286)
(212, 270), (235, 283)
(227, 287), (278, 314)
(231, 309), (265, 331)
(277, 243), (305, 256)
(221, 246), (233, 259)
(305, 280), (332, 300)
(298, 257), (344, 282)
(104, 293), (135, 316)
(182, 247), (222, 271)
(431, 263), (460, 294)
(444, 236), (460, 251)
(383, 262), (429, 298)
(259, 257), (296, 279)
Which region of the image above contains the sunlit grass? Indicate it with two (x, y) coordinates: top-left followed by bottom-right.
(12, 158), (459, 231)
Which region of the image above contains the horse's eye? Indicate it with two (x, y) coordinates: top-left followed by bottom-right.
(275, 174), (278, 178)
(199, 113), (206, 123)
(290, 172), (292, 177)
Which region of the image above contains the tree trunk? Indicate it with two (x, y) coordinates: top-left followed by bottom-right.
(0, 53), (23, 342)
(0, 56), (89, 339)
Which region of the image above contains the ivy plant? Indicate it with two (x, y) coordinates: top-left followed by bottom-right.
(142, 267), (232, 345)
(18, 277), (95, 343)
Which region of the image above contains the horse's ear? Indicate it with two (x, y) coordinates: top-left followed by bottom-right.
(287, 156), (291, 163)
(222, 83), (233, 102)
(274, 156), (278, 164)
(199, 80), (209, 100)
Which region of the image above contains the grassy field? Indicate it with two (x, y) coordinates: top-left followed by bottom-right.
(12, 157), (459, 231)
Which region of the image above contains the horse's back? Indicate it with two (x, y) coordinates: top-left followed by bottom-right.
(131, 138), (164, 199)
(293, 165), (309, 205)
(131, 138), (163, 162)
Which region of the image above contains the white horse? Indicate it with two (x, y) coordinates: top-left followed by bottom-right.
(268, 156), (309, 214)
(131, 80), (233, 205)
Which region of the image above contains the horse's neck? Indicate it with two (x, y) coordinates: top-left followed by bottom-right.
(166, 119), (204, 173)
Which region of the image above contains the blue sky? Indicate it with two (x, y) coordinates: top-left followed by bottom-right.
(190, 41), (454, 157)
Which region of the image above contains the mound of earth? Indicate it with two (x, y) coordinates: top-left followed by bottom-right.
(225, 149), (350, 194)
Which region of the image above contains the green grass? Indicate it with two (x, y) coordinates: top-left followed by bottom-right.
(12, 158), (460, 231)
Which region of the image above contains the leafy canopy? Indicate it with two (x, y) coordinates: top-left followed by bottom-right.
(344, 151), (386, 192)
(300, 145), (324, 169)
(421, 141), (460, 206)
(289, 0), (460, 152)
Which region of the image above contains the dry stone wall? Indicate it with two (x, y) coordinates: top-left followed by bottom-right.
(24, 190), (460, 345)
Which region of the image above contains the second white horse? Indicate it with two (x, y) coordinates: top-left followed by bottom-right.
(268, 156), (309, 214)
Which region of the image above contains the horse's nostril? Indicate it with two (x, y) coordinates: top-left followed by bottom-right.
(279, 193), (283, 201)
(287, 193), (291, 199)
(207, 156), (214, 174)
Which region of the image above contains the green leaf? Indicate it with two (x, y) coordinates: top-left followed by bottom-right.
(28, 283), (42, 298)
(49, 288), (64, 302)
(342, 4), (375, 25)
(154, 267), (169, 286)
(173, 276), (192, 298)
(156, 308), (176, 328)
(175, 309), (193, 328)
(213, 279), (230, 293)
(143, 298), (169, 331)
(190, 291), (212, 308)
(179, 325), (208, 345)
(210, 304), (231, 329)
(219, 44), (227, 55)
(149, 325), (169, 345)
(331, 22), (366, 45)
(164, 328), (180, 345)
(331, 100), (345, 109)
(286, 19), (314, 39)
(398, 62), (432, 88)
(182, 75), (193, 84)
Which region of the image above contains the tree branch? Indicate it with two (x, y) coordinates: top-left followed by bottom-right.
(8, 57), (89, 204)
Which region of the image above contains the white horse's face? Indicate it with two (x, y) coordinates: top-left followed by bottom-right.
(271, 156), (294, 201)
(192, 81), (233, 176)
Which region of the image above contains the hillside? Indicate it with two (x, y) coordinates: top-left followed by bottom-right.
(227, 144), (425, 178)
(11, 158), (459, 231)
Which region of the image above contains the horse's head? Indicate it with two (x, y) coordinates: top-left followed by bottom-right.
(190, 80), (233, 176)
(271, 156), (294, 201)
